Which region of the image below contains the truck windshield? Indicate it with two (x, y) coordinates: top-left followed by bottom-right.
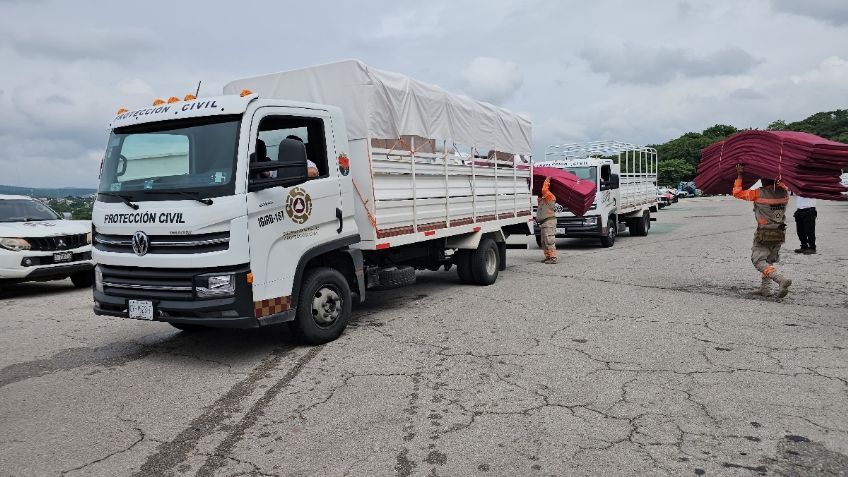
(0, 199), (61, 222)
(565, 167), (597, 183)
(98, 115), (241, 201)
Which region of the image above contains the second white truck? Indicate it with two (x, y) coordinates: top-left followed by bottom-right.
(91, 60), (533, 344)
(534, 141), (658, 247)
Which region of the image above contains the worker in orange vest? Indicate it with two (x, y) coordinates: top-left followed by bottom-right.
(732, 164), (792, 297)
(536, 177), (558, 264)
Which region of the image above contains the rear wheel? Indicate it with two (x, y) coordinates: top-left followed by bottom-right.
(293, 267), (351, 345)
(455, 250), (474, 284)
(600, 216), (617, 248)
(629, 211), (649, 237)
(470, 238), (500, 286)
(70, 270), (93, 288)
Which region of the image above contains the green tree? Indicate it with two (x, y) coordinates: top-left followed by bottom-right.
(657, 158), (695, 186)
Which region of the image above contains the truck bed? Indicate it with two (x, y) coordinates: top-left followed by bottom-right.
(352, 143), (532, 248)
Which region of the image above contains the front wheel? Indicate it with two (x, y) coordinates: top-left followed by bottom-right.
(600, 217), (617, 248)
(70, 270), (93, 288)
(293, 267), (352, 345)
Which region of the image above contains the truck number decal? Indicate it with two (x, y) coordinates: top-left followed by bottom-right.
(257, 211), (286, 228)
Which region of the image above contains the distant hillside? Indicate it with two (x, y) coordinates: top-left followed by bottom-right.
(0, 185), (97, 198)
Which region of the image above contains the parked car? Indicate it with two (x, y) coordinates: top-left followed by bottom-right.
(656, 192), (671, 208)
(657, 188), (675, 206)
(0, 195), (93, 287)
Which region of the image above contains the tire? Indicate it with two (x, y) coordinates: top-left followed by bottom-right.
(455, 250), (474, 284)
(629, 211), (649, 237)
(469, 238), (500, 286)
(535, 234), (543, 248)
(169, 322), (207, 332)
(600, 216), (617, 248)
(70, 270), (93, 288)
(375, 266), (416, 289)
(293, 267), (352, 345)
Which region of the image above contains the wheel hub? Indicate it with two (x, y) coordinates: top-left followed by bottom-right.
(311, 287), (341, 325)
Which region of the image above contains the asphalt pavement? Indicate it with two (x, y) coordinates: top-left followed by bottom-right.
(1, 196), (846, 476)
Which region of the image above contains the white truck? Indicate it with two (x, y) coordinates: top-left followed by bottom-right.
(0, 195), (93, 287)
(534, 141), (658, 247)
(91, 60), (533, 344)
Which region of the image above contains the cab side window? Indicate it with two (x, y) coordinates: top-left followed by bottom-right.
(254, 116), (328, 182)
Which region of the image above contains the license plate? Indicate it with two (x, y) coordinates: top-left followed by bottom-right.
(556, 227), (566, 234)
(128, 300), (154, 320)
(53, 251), (73, 263)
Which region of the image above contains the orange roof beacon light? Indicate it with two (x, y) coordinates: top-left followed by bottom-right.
(116, 108), (128, 115)
(240, 89), (253, 97)
(152, 98), (165, 106)
(167, 96), (180, 104)
(184, 94), (196, 101)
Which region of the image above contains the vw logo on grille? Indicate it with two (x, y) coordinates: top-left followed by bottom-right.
(131, 231), (150, 256)
(57, 238), (67, 249)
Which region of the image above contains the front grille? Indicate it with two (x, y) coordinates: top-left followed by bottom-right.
(556, 217), (589, 227)
(94, 231), (229, 254)
(28, 234), (88, 251)
(100, 265), (197, 300)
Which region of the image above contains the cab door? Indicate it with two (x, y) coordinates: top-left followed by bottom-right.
(245, 107), (341, 305)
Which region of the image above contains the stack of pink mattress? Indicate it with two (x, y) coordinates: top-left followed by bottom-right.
(696, 131), (848, 200)
(532, 167), (597, 216)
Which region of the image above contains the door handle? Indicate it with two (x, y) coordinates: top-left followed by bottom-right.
(336, 207), (343, 233)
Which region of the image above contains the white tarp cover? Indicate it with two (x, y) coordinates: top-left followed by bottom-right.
(223, 60), (532, 155)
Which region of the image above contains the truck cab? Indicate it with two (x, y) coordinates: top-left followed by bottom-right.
(534, 141), (658, 247)
(93, 93), (361, 342)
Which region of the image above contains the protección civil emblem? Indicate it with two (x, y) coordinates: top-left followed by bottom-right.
(286, 187), (312, 224)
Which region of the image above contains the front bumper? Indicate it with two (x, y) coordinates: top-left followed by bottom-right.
(92, 264), (287, 329)
(534, 217), (603, 238)
(0, 248), (93, 281)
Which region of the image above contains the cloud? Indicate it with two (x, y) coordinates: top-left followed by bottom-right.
(461, 57), (523, 105)
(8, 27), (160, 62)
(580, 44), (761, 85)
(771, 0), (848, 26)
(791, 56), (848, 85)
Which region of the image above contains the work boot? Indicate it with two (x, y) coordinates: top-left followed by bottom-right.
(794, 247), (807, 254)
(770, 273), (792, 298)
(802, 248), (817, 255)
(752, 277), (771, 297)
(544, 256), (558, 264)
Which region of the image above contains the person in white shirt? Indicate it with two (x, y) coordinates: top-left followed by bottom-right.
(793, 196), (817, 254)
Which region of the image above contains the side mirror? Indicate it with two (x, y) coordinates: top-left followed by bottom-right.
(63, 212), (73, 220)
(116, 155), (127, 177)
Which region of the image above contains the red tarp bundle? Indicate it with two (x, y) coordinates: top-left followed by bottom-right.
(532, 167), (597, 216)
(696, 130), (848, 200)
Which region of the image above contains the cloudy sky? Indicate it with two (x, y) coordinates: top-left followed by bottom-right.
(1, 0), (846, 188)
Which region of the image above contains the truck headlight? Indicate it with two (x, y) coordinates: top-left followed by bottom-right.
(0, 237), (31, 251)
(95, 265), (103, 292)
(583, 217), (598, 226)
(196, 273), (236, 297)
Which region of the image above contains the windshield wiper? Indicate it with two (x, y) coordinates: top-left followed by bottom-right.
(99, 192), (139, 210)
(144, 190), (213, 205)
